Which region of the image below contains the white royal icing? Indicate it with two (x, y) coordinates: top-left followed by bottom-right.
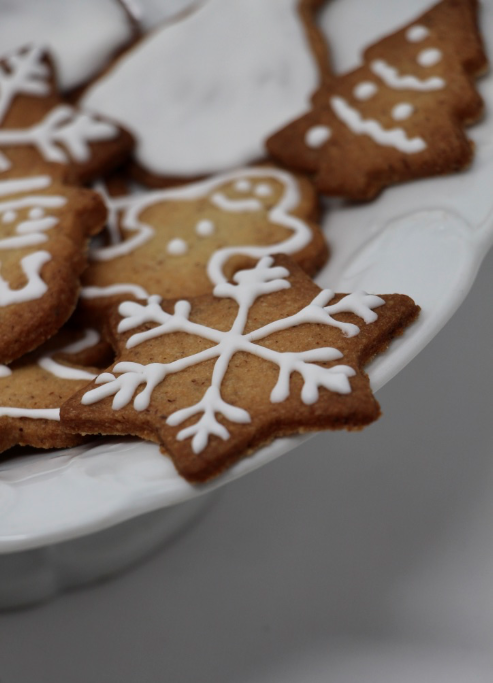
(37, 329), (100, 381)
(406, 25), (430, 43)
(0, 406), (60, 420)
(81, 283), (150, 300)
(0, 0), (133, 91)
(81, 0), (320, 176)
(195, 219), (215, 236)
(391, 103), (415, 121)
(167, 238), (188, 255)
(0, 47), (120, 172)
(417, 48), (442, 68)
(89, 168), (315, 292)
(0, 175), (67, 306)
(0, 329), (100, 421)
(330, 96), (427, 153)
(0, 365), (12, 377)
(82, 257), (385, 454)
(370, 59), (445, 91)
(305, 125), (332, 149)
(353, 81), (378, 101)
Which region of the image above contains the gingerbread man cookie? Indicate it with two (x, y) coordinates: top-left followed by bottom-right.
(80, 166), (328, 320)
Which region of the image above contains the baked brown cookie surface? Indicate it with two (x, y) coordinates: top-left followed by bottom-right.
(80, 167), (328, 321)
(0, 173), (106, 363)
(0, 326), (103, 454)
(0, 45), (133, 184)
(267, 0), (487, 200)
(62, 255), (419, 483)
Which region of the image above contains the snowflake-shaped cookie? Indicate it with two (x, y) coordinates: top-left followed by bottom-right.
(0, 45), (133, 181)
(267, 0), (487, 199)
(61, 255), (419, 482)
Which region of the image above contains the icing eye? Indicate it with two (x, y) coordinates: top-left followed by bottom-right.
(417, 48), (442, 67)
(353, 81), (378, 101)
(167, 238), (188, 255)
(2, 210), (16, 223)
(391, 103), (414, 121)
(254, 183), (272, 197)
(234, 179), (252, 193)
(29, 207), (45, 220)
(305, 125), (332, 149)
(406, 25), (430, 42)
(195, 219), (215, 236)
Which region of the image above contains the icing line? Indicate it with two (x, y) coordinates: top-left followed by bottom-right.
(330, 95), (427, 153)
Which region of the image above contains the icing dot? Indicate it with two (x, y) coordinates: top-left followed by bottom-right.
(195, 219), (215, 236)
(234, 179), (252, 193)
(417, 48), (442, 67)
(406, 25), (430, 42)
(391, 102), (415, 121)
(0, 364), (12, 377)
(167, 238), (188, 255)
(29, 207), (45, 219)
(305, 125), (332, 148)
(2, 210), (16, 223)
(353, 81), (378, 101)
(254, 183), (273, 197)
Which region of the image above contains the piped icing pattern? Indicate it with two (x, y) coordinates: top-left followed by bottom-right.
(81, 256), (385, 454)
(267, 0), (487, 199)
(0, 175), (65, 306)
(0, 45), (120, 174)
(81, 167), (322, 302)
(0, 328), (99, 422)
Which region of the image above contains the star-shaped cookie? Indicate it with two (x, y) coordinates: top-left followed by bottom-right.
(61, 255), (419, 482)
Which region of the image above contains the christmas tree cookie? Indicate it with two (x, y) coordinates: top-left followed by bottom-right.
(267, 0), (488, 200)
(80, 166), (328, 320)
(61, 255), (420, 482)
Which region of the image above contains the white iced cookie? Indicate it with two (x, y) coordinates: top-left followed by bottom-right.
(0, 0), (133, 91)
(81, 0), (324, 180)
(126, 0), (207, 30)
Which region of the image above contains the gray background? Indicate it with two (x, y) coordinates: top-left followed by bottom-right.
(0, 245), (491, 682)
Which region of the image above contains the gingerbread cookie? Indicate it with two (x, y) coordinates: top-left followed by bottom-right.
(0, 0), (135, 92)
(80, 167), (328, 319)
(61, 255), (419, 482)
(0, 173), (106, 364)
(0, 45), (134, 183)
(267, 0), (487, 200)
(80, 0), (331, 185)
(0, 326), (104, 454)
